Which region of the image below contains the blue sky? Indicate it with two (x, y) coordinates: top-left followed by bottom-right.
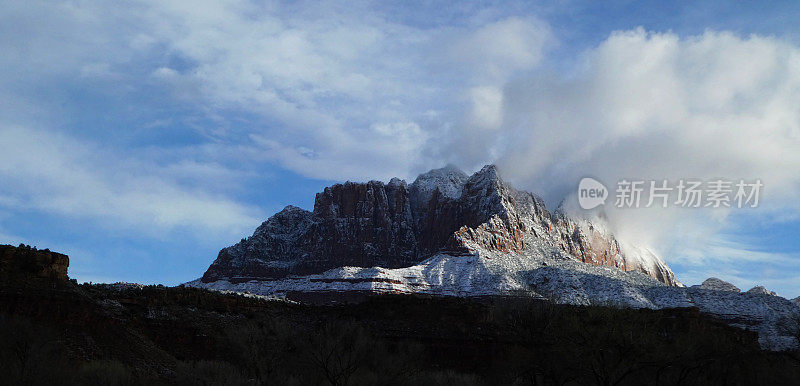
(1, 1), (799, 296)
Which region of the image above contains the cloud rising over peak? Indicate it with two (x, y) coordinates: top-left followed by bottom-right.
(473, 28), (800, 294)
(492, 29), (800, 219)
(495, 29), (800, 200)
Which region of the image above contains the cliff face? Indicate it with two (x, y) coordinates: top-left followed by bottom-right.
(202, 165), (677, 285)
(1, 244), (69, 283)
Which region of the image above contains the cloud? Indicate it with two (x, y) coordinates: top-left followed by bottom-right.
(674, 235), (800, 297)
(0, 125), (262, 237)
(497, 29), (800, 199)
(1, 2), (799, 291)
(126, 2), (554, 180)
(469, 28), (800, 289)
(468, 86), (504, 130)
(249, 121), (432, 181)
(447, 16), (553, 85)
(0, 1), (555, 236)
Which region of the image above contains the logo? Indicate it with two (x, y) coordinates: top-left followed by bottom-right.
(578, 177), (608, 210)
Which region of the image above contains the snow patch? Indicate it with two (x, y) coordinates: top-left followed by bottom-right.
(410, 164), (468, 203)
(188, 242), (799, 351)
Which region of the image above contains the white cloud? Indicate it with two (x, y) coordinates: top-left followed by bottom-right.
(0, 1), (556, 238)
(0, 125), (262, 237)
(469, 86), (504, 130)
(249, 120), (431, 181)
(474, 29), (800, 290)
(498, 29), (800, 203)
(447, 17), (553, 85)
(124, 2), (554, 180)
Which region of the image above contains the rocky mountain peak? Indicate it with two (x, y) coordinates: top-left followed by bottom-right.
(387, 177), (406, 188)
(280, 204), (308, 213)
(201, 164), (678, 286)
(697, 277), (741, 292)
(747, 286), (777, 296)
(410, 164), (468, 204)
(253, 205), (312, 235)
(471, 164), (501, 182)
(463, 164), (508, 196)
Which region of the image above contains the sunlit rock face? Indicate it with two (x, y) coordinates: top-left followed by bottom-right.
(201, 165), (677, 286)
(747, 286), (778, 296)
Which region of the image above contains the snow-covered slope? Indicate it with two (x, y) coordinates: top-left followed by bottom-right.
(409, 164), (468, 203)
(188, 237), (799, 351)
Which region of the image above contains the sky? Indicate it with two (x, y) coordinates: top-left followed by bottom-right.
(1, 1), (799, 296)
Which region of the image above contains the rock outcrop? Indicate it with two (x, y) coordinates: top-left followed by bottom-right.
(696, 277), (741, 292)
(747, 286), (778, 296)
(202, 165), (677, 285)
(0, 244), (69, 283)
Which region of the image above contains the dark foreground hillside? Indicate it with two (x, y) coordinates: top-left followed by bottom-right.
(2, 244), (800, 385)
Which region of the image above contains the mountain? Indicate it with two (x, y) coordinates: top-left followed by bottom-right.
(191, 165), (800, 351)
(201, 164), (676, 285)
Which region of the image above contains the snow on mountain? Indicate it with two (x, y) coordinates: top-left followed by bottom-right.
(189, 240), (655, 299)
(747, 286), (778, 296)
(611, 237), (679, 287)
(187, 238), (799, 350)
(409, 164), (468, 203)
(201, 164), (678, 285)
(189, 164), (799, 351)
(694, 277), (741, 292)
